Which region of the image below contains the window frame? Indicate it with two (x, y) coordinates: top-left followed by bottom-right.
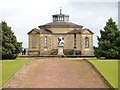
(44, 36), (48, 48)
(85, 37), (89, 48)
(31, 36), (37, 49)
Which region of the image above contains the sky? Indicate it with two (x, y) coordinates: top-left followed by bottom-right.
(0, 0), (119, 48)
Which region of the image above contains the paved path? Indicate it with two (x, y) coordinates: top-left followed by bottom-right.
(4, 58), (110, 88)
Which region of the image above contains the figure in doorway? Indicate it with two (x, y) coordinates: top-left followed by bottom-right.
(22, 48), (26, 55)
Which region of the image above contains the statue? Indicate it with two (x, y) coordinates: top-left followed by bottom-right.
(58, 37), (64, 47)
(57, 37), (64, 55)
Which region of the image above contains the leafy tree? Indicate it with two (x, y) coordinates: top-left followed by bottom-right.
(0, 22), (2, 60)
(0, 21), (22, 59)
(94, 18), (120, 59)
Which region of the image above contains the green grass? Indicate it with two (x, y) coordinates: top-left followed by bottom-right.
(87, 58), (119, 89)
(0, 60), (2, 88)
(2, 58), (31, 86)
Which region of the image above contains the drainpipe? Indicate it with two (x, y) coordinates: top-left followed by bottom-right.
(73, 33), (77, 55)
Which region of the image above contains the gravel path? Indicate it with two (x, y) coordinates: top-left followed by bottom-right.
(4, 58), (110, 88)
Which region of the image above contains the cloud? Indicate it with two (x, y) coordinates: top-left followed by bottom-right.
(0, 0), (118, 47)
(65, 2), (118, 46)
(68, 0), (119, 2)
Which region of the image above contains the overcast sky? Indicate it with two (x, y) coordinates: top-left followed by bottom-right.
(0, 0), (119, 48)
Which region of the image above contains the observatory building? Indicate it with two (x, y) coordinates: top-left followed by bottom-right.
(28, 9), (94, 56)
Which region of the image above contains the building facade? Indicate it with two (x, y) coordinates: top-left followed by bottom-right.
(28, 9), (94, 56)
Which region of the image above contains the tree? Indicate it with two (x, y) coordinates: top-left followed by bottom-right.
(1, 21), (22, 59)
(94, 18), (120, 59)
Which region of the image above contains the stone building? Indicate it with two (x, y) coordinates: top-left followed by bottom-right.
(28, 9), (94, 56)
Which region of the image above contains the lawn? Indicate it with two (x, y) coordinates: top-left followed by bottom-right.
(0, 60), (2, 88)
(87, 58), (119, 89)
(2, 58), (31, 87)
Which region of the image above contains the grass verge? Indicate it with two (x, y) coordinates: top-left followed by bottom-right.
(2, 58), (31, 86)
(0, 60), (2, 88)
(87, 58), (119, 89)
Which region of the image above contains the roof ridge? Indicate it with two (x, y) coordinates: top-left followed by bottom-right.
(38, 21), (83, 28)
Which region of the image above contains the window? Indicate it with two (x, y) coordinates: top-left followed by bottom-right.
(85, 37), (89, 48)
(31, 36), (37, 49)
(44, 36), (47, 48)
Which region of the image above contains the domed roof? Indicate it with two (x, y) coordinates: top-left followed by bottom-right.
(39, 8), (83, 28)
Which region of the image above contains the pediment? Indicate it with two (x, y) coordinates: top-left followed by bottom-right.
(28, 28), (40, 34)
(81, 29), (94, 34)
(31, 30), (39, 34)
(82, 30), (91, 34)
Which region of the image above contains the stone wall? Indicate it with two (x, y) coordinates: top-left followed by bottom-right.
(28, 29), (94, 56)
(81, 34), (94, 56)
(39, 34), (52, 55)
(46, 27), (80, 33)
(28, 34), (40, 51)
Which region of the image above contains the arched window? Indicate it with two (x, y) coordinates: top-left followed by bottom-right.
(85, 37), (89, 48)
